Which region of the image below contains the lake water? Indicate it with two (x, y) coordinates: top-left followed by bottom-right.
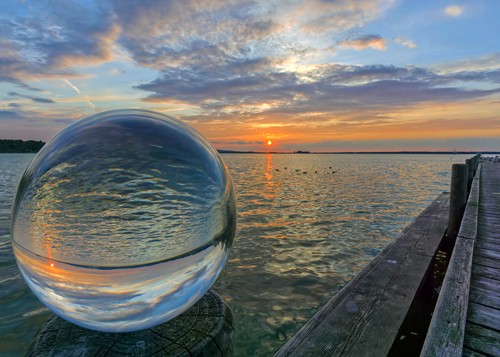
(0, 153), (470, 356)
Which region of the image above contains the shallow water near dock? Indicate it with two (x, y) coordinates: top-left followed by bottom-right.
(0, 153), (471, 356)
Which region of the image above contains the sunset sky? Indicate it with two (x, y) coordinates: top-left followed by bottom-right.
(1, 0), (499, 152)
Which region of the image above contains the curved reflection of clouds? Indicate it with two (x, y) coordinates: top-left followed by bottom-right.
(13, 239), (227, 332)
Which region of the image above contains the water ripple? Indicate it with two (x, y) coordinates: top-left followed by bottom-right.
(1, 153), (470, 356)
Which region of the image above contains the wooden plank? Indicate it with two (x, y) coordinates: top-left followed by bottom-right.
(471, 275), (500, 295)
(474, 241), (500, 253)
(474, 255), (500, 270)
(469, 286), (500, 310)
(475, 235), (500, 245)
(420, 237), (474, 356)
(474, 248), (500, 261)
(464, 322), (500, 356)
(472, 263), (500, 281)
(421, 164), (481, 357)
(276, 193), (450, 357)
(462, 347), (489, 356)
(468, 297), (500, 331)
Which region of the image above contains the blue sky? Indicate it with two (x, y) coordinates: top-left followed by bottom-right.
(1, 0), (499, 151)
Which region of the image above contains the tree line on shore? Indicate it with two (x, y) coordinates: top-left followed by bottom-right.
(0, 139), (45, 153)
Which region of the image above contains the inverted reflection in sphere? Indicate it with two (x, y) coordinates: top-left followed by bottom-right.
(11, 109), (236, 332)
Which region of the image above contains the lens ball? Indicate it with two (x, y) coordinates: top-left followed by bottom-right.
(11, 109), (236, 332)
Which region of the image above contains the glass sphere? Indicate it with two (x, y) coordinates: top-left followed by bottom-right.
(11, 109), (236, 332)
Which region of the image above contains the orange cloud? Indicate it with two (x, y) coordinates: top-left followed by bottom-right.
(54, 24), (121, 68)
(444, 6), (465, 17)
(340, 35), (387, 51)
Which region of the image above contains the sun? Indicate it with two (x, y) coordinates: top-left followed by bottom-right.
(267, 140), (272, 146)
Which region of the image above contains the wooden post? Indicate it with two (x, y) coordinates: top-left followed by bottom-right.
(27, 290), (234, 357)
(448, 164), (468, 241)
(466, 158), (474, 195)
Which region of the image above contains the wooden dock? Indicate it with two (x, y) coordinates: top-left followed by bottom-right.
(277, 157), (500, 356)
(464, 161), (500, 356)
(276, 193), (451, 356)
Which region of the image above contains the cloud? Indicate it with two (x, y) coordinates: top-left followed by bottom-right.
(111, 0), (277, 70)
(0, 106), (83, 140)
(0, 39), (47, 88)
(1, 0), (396, 89)
(1, 0), (498, 148)
(444, 69), (500, 84)
(394, 37), (416, 49)
(110, 0), (395, 71)
(0, 110), (23, 119)
(109, 68), (123, 75)
(292, 0), (395, 34)
(433, 53), (500, 74)
(8, 91), (56, 104)
(136, 59), (500, 128)
(0, 76), (41, 92)
(444, 5), (465, 17)
(0, 1), (117, 83)
(212, 140), (265, 145)
(340, 35), (387, 51)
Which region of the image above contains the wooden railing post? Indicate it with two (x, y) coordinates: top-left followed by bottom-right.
(466, 159), (474, 195)
(448, 164), (468, 240)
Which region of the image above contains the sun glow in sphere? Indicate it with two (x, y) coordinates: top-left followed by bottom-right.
(267, 140), (272, 146)
(11, 109), (236, 332)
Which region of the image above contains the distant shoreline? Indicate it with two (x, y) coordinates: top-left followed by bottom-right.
(217, 150), (500, 155)
(0, 139), (45, 153)
(1, 140), (497, 155)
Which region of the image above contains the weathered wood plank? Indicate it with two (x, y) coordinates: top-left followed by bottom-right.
(472, 264), (500, 281)
(462, 347), (489, 357)
(464, 322), (500, 356)
(474, 248), (500, 261)
(474, 234), (500, 245)
(474, 241), (500, 253)
(276, 193), (450, 357)
(474, 255), (500, 270)
(469, 286), (500, 310)
(420, 236), (474, 356)
(470, 275), (500, 295)
(420, 164), (481, 357)
(467, 303), (500, 334)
